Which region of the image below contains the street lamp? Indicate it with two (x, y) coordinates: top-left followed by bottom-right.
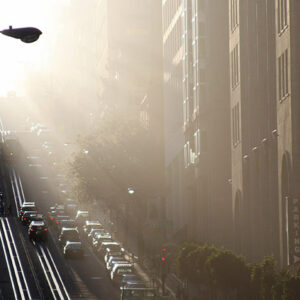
(0, 26), (42, 43)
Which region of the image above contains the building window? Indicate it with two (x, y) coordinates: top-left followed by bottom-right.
(278, 49), (289, 101)
(230, 0), (239, 31)
(231, 44), (239, 89)
(278, 0), (288, 34)
(194, 129), (207, 156)
(183, 99), (189, 124)
(184, 141), (190, 168)
(232, 102), (240, 147)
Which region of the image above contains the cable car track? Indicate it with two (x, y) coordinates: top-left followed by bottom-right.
(8, 166), (71, 300)
(0, 217), (32, 300)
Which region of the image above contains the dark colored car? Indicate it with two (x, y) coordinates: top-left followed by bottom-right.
(28, 221), (48, 242)
(22, 212), (44, 226)
(63, 241), (84, 258)
(52, 215), (71, 231)
(19, 202), (37, 219)
(47, 209), (65, 225)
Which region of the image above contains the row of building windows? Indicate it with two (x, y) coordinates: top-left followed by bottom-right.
(184, 129), (207, 168)
(231, 44), (239, 89)
(230, 0), (238, 31)
(182, 0), (207, 126)
(278, 49), (289, 101)
(232, 102), (240, 147)
(183, 84), (206, 125)
(278, 0), (288, 34)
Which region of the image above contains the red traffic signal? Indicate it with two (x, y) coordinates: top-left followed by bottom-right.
(161, 247), (167, 262)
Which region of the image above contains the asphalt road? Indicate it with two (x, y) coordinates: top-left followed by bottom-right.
(0, 102), (120, 299)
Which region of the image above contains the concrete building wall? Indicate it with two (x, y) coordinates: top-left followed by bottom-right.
(230, 0), (280, 262)
(276, 0), (300, 268)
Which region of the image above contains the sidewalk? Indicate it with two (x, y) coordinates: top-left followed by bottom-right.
(88, 202), (182, 300)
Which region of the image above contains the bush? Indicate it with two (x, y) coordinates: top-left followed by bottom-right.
(206, 248), (250, 294)
(175, 244), (300, 300)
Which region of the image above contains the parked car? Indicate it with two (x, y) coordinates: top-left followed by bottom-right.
(106, 256), (129, 272)
(97, 241), (122, 257)
(74, 210), (89, 226)
(63, 241), (84, 258)
(87, 228), (106, 243)
(28, 221), (48, 242)
(104, 249), (126, 264)
(110, 263), (134, 284)
(82, 220), (103, 235)
(58, 227), (80, 246)
(92, 233), (113, 250)
(22, 212), (44, 226)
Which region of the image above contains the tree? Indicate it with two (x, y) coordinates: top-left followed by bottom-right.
(175, 242), (199, 279)
(206, 248), (250, 299)
(250, 256), (278, 300)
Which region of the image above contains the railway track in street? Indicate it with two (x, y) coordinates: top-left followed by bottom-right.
(8, 166), (71, 300)
(0, 217), (32, 300)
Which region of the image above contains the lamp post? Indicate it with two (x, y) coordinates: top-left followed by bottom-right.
(1, 26), (42, 43)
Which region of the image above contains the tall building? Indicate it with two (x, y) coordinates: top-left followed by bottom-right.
(163, 0), (232, 248)
(276, 0), (300, 267)
(229, 0), (279, 262)
(229, 0), (300, 268)
(162, 0), (185, 239)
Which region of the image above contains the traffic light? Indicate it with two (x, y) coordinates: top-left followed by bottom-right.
(161, 247), (167, 262)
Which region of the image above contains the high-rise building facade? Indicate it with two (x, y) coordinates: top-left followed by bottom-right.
(275, 0), (300, 267)
(229, 0), (300, 268)
(163, 0), (232, 248)
(229, 0), (279, 262)
(162, 0), (186, 239)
